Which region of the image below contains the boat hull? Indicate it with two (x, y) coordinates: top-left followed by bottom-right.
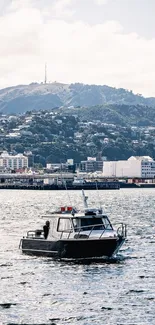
(20, 236), (125, 259)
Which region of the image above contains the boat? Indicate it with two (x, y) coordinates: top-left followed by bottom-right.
(19, 190), (127, 260)
(71, 176), (120, 190)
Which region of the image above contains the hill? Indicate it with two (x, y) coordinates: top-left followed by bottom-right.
(0, 109), (155, 165)
(59, 104), (155, 127)
(0, 82), (155, 114)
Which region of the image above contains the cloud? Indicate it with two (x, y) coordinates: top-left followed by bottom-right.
(5, 0), (74, 19)
(0, 1), (155, 96)
(94, 0), (108, 5)
(7, 0), (74, 18)
(50, 0), (74, 18)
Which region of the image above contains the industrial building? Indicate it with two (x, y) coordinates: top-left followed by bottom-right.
(103, 156), (155, 178)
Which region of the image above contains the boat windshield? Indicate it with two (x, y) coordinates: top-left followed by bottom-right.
(103, 216), (113, 230)
(72, 217), (103, 231)
(72, 216), (113, 232)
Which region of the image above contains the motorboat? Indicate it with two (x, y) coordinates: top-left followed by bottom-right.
(19, 190), (127, 260)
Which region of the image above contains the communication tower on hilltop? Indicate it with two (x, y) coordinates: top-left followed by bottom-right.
(44, 63), (47, 84)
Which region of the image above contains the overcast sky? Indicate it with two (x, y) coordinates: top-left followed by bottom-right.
(0, 0), (155, 96)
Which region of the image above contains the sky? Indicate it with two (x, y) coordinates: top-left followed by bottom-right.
(0, 0), (155, 97)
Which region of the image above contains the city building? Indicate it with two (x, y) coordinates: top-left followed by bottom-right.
(46, 159), (75, 173)
(0, 151), (28, 170)
(103, 156), (155, 178)
(80, 157), (104, 173)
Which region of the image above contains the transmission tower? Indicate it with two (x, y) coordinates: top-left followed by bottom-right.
(44, 63), (47, 84)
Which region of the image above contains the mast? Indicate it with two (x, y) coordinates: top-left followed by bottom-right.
(96, 181), (102, 209)
(82, 189), (88, 209)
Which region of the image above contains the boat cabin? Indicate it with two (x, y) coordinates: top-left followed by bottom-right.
(57, 213), (112, 232)
(25, 199), (119, 241)
(44, 207), (114, 240)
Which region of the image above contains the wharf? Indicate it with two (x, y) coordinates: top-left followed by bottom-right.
(0, 173), (155, 189)
(0, 181), (120, 190)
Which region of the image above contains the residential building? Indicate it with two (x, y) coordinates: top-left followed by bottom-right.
(103, 156), (155, 178)
(0, 151), (28, 170)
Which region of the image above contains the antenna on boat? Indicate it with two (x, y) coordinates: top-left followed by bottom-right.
(60, 168), (72, 207)
(64, 181), (72, 206)
(82, 189), (88, 209)
(96, 181), (102, 209)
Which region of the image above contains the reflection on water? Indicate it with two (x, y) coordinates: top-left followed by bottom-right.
(0, 189), (155, 324)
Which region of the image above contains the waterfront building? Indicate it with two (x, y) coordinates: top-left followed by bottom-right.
(46, 163), (64, 171)
(80, 157), (104, 173)
(0, 151), (28, 170)
(46, 159), (75, 173)
(103, 156), (155, 178)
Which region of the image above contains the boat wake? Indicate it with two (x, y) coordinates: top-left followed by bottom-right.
(52, 254), (128, 265)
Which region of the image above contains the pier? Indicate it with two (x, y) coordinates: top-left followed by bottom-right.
(0, 172), (155, 189)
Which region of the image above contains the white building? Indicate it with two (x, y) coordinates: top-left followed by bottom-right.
(103, 156), (155, 178)
(0, 151), (28, 170)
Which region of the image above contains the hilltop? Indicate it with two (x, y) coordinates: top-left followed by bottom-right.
(0, 82), (155, 114)
(0, 82), (155, 165)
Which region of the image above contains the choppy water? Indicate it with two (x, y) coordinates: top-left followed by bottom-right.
(0, 189), (155, 325)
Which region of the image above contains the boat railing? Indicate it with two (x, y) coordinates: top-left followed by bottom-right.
(60, 222), (127, 240)
(59, 224), (104, 239)
(113, 223), (127, 238)
(25, 223), (127, 240)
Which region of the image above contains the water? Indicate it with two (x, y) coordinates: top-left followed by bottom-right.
(0, 189), (155, 325)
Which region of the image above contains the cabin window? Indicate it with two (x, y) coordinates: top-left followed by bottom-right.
(81, 218), (104, 231)
(73, 217), (104, 231)
(57, 218), (73, 232)
(102, 217), (113, 230)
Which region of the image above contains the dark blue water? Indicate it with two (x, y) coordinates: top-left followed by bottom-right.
(0, 189), (155, 325)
